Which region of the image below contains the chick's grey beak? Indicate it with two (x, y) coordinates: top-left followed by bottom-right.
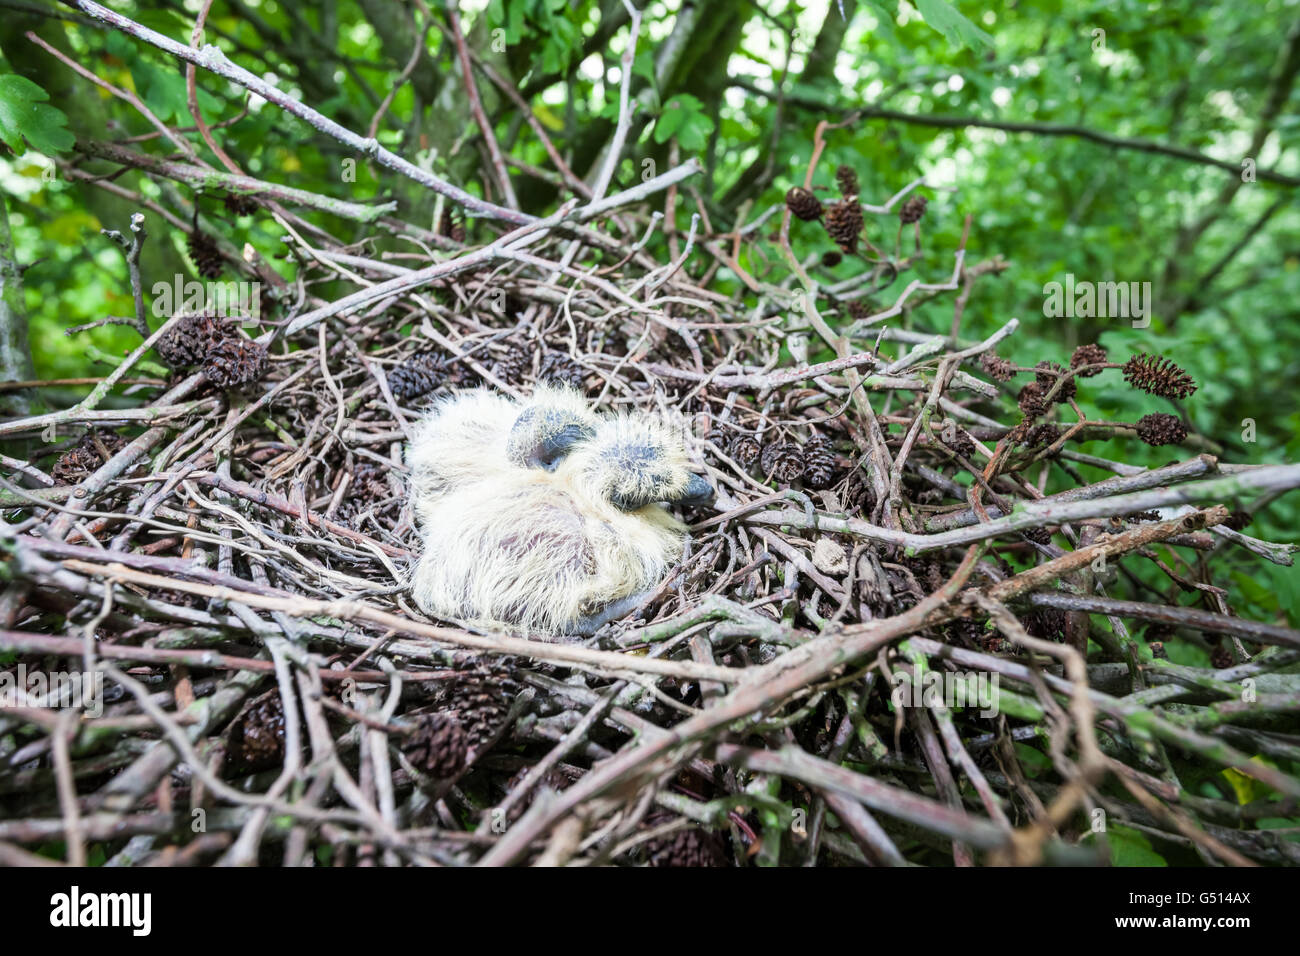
(679, 473), (715, 507)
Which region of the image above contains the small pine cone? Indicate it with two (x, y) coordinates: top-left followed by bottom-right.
(1034, 361), (1076, 402)
(1022, 423), (1061, 448)
(846, 299), (871, 321)
(802, 434), (838, 489)
(336, 464), (389, 526)
(835, 165), (859, 197)
(202, 335), (268, 388)
(404, 713), (468, 780)
(785, 186), (823, 222)
(388, 352), (448, 401)
(537, 350), (586, 391)
(187, 229), (223, 279)
(941, 428), (976, 462)
(644, 820), (728, 868)
(980, 351), (1017, 382)
(224, 692), (286, 775)
(1134, 412), (1187, 446)
(1017, 381), (1050, 419)
(1070, 342), (1108, 376)
(440, 208), (467, 243)
(1210, 643), (1234, 670)
(823, 200), (864, 253)
(726, 433), (761, 468)
(155, 314), (229, 369)
(1023, 526), (1052, 545)
(760, 440), (805, 483)
(492, 344), (531, 385)
(821, 250), (843, 268)
(1024, 606), (1066, 641)
(222, 192), (259, 217)
(1224, 510), (1251, 532)
(843, 467), (877, 518)
(51, 430), (128, 485)
(434, 664), (520, 749)
(899, 195), (928, 224)
(1148, 641), (1168, 660)
(1122, 353), (1198, 400)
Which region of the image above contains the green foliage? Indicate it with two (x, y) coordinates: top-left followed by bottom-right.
(0, 74), (74, 155)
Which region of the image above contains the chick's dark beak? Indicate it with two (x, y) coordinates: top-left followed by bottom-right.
(679, 473), (716, 507)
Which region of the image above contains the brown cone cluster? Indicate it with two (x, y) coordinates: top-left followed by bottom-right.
(726, 433), (761, 467)
(1022, 422), (1061, 449)
(389, 351), (450, 401)
(51, 430), (128, 485)
(824, 199), (864, 253)
(835, 165), (859, 197)
(980, 351), (1017, 382)
(1134, 412), (1187, 446)
(1069, 342), (1107, 376)
(760, 440), (806, 482)
(802, 434), (838, 489)
(785, 187), (822, 222)
(1017, 381), (1049, 418)
(187, 229), (223, 279)
(404, 712), (469, 780)
(899, 195), (928, 224)
(1122, 353), (1198, 400)
(155, 314), (268, 389)
(224, 692), (287, 775)
(1034, 361), (1076, 402)
(538, 350), (587, 391)
(643, 818), (728, 868)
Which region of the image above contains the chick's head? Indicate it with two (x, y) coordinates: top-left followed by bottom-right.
(567, 414), (714, 512)
(505, 384), (598, 472)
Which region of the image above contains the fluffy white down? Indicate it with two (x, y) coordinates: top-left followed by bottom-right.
(407, 388), (692, 633)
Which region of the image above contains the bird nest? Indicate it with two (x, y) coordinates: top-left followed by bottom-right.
(4, 87), (1300, 871)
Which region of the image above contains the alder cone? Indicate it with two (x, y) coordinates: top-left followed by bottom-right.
(203, 335), (268, 388)
(538, 350), (586, 391)
(388, 352), (448, 401)
(980, 352), (1016, 382)
(726, 433), (761, 467)
(643, 817), (728, 868)
(802, 434), (838, 489)
(51, 430), (128, 485)
(404, 713), (469, 780)
(824, 200), (864, 253)
(835, 164), (860, 197)
(1070, 342), (1107, 376)
(224, 692), (286, 775)
(187, 229), (223, 279)
(155, 314), (229, 369)
(1123, 353), (1198, 400)
(785, 186), (823, 221)
(760, 440), (805, 482)
(1022, 423), (1061, 448)
(899, 195), (928, 224)
(1134, 412), (1188, 446)
(1017, 381), (1050, 418)
(492, 344), (531, 385)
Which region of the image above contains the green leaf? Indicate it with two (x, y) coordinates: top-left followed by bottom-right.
(654, 94), (714, 152)
(0, 74), (75, 155)
(915, 0), (993, 52)
(1105, 824), (1168, 867)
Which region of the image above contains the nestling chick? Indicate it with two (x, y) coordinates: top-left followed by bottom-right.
(408, 386), (713, 634)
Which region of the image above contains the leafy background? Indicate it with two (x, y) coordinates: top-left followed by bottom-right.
(1, 0), (1299, 863)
